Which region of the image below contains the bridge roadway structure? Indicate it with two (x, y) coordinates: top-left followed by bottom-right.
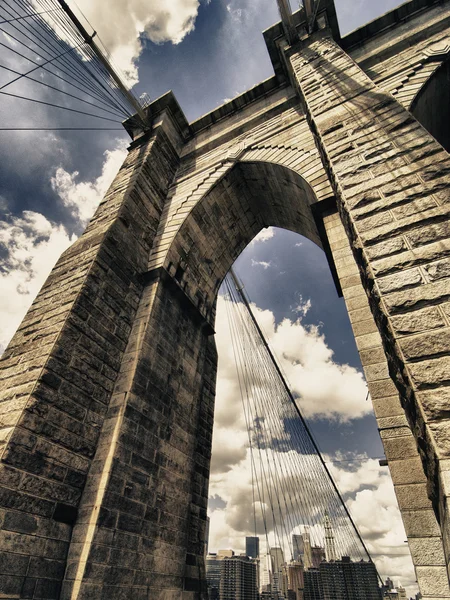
(1, 0), (450, 598)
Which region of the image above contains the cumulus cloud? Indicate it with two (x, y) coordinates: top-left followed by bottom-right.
(0, 140), (126, 354)
(215, 296), (370, 424)
(209, 294), (417, 594)
(62, 0), (202, 85)
(0, 211), (75, 353)
(51, 140), (128, 229)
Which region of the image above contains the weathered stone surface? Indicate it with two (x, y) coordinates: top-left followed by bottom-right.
(415, 567), (450, 597)
(400, 329), (450, 361)
(409, 538), (447, 566)
(391, 306), (446, 335)
(1, 2), (450, 597)
(402, 510), (441, 538)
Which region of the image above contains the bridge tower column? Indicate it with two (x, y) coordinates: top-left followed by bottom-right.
(0, 110), (201, 598)
(287, 31), (450, 597)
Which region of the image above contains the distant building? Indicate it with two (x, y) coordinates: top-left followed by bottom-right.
(324, 514), (337, 562)
(270, 547), (285, 597)
(220, 555), (258, 600)
(320, 557), (381, 600)
(260, 553), (273, 593)
(303, 532), (313, 570)
(288, 561), (305, 600)
(293, 534), (305, 562)
(246, 536), (260, 559)
(304, 568), (323, 600)
(206, 550), (235, 600)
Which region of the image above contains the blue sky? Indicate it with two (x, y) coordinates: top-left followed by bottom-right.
(0, 0), (418, 593)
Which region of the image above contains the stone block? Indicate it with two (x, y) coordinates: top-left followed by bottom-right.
(372, 395), (404, 418)
(402, 510), (441, 538)
(415, 566), (450, 597)
(388, 456), (427, 485)
(409, 538), (446, 566)
(395, 483), (433, 510)
(400, 329), (450, 361)
(391, 306), (446, 335)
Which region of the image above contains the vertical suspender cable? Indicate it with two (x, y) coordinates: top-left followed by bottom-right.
(228, 267), (375, 569)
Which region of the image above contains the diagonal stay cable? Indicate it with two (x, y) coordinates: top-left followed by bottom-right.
(9, 0), (131, 116)
(0, 62), (127, 118)
(0, 90), (122, 122)
(0, 7), (61, 25)
(3, 0), (131, 115)
(228, 267), (375, 566)
(0, 38), (84, 91)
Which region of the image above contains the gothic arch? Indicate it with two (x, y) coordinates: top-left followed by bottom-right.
(163, 160), (323, 320)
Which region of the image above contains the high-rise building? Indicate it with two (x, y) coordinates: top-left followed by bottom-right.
(270, 547), (285, 596)
(320, 557), (381, 600)
(293, 534), (305, 562)
(302, 532), (313, 570)
(304, 568), (323, 600)
(260, 553), (273, 593)
(288, 561), (305, 600)
(206, 550), (235, 600)
(246, 536), (260, 559)
(220, 555), (258, 600)
(324, 514), (337, 562)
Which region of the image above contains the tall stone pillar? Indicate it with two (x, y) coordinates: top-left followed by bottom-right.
(0, 115), (181, 599)
(60, 270), (215, 599)
(323, 207), (449, 598)
(288, 32), (450, 594)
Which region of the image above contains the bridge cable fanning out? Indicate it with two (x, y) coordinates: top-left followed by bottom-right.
(223, 268), (381, 580)
(0, 0), (148, 131)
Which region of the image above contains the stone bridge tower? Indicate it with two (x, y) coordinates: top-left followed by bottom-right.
(1, 0), (450, 598)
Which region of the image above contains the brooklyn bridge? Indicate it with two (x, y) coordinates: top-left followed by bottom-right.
(0, 0), (450, 598)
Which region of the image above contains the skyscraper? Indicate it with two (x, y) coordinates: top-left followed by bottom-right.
(270, 547), (285, 596)
(302, 531), (313, 570)
(304, 568), (323, 600)
(288, 561), (305, 600)
(246, 536), (260, 559)
(320, 557), (381, 600)
(206, 550), (235, 600)
(220, 555), (258, 600)
(324, 514), (337, 562)
(293, 534), (304, 562)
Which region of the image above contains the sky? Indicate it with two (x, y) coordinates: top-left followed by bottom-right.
(0, 0), (420, 595)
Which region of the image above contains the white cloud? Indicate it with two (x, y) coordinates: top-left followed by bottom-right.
(250, 226), (275, 245)
(251, 259), (272, 269)
(62, 0), (202, 85)
(215, 296), (370, 423)
(0, 140), (126, 354)
(51, 140), (128, 228)
(295, 242), (303, 247)
(291, 295), (311, 317)
(0, 212), (75, 353)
